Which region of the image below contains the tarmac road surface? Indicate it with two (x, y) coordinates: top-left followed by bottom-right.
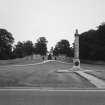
(0, 89), (105, 105)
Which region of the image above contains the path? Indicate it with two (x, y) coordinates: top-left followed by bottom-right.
(1, 60), (70, 67)
(75, 70), (105, 88)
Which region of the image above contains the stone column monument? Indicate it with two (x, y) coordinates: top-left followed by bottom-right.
(73, 29), (80, 70)
(56, 29), (80, 73)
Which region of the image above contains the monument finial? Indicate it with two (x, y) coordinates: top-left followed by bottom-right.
(75, 29), (79, 36)
(76, 29), (78, 34)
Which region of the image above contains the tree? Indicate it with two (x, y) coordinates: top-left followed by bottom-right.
(13, 41), (24, 58)
(0, 29), (14, 59)
(53, 39), (72, 57)
(79, 23), (105, 61)
(23, 40), (34, 56)
(34, 37), (48, 56)
(13, 40), (34, 58)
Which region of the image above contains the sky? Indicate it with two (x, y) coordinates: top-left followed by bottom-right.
(0, 0), (105, 50)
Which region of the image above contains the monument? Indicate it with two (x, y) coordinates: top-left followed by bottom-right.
(56, 29), (80, 73)
(72, 29), (80, 70)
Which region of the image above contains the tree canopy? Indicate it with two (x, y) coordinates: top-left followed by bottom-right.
(34, 37), (48, 56)
(0, 29), (14, 59)
(79, 23), (105, 61)
(13, 41), (24, 58)
(13, 40), (34, 58)
(53, 39), (73, 57)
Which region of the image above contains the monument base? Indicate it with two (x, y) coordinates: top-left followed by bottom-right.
(56, 69), (72, 73)
(72, 58), (80, 70)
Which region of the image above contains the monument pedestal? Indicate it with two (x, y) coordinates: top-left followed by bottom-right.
(72, 58), (80, 70)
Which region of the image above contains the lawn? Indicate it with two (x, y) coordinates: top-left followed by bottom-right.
(0, 60), (96, 88)
(81, 63), (105, 71)
(84, 70), (105, 81)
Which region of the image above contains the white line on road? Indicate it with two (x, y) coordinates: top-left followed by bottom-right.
(0, 88), (105, 91)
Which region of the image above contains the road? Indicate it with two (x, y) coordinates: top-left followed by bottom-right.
(0, 89), (105, 105)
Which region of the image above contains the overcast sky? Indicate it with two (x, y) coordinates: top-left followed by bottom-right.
(0, 0), (105, 49)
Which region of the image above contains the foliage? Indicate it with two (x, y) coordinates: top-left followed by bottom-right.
(79, 23), (105, 61)
(34, 37), (48, 56)
(53, 39), (73, 57)
(13, 40), (34, 58)
(0, 29), (14, 59)
(13, 37), (48, 58)
(13, 41), (24, 58)
(23, 40), (33, 55)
